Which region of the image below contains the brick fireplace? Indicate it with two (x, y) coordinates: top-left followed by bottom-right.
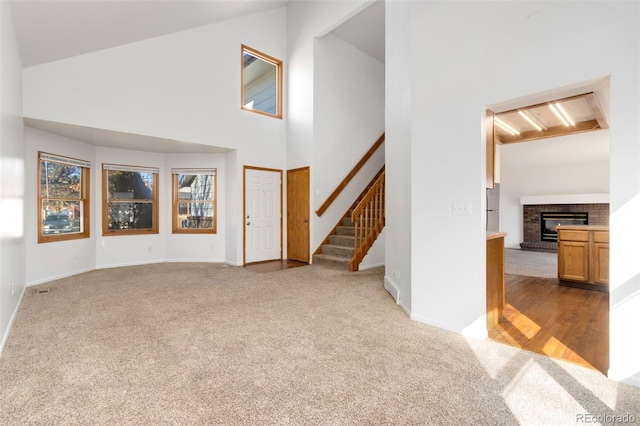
(521, 203), (609, 252)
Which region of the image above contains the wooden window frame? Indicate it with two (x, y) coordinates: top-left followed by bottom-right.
(38, 152), (91, 243)
(102, 164), (159, 236)
(172, 168), (217, 234)
(241, 44), (283, 119)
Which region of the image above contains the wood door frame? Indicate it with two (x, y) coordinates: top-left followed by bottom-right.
(287, 166), (310, 263)
(243, 165), (283, 265)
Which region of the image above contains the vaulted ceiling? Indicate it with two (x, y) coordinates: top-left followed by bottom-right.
(9, 0), (290, 68)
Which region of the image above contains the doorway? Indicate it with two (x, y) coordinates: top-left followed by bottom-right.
(485, 84), (610, 374)
(243, 166), (282, 264)
(287, 167), (310, 263)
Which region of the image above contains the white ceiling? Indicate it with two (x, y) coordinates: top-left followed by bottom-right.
(25, 118), (230, 154)
(330, 0), (385, 63)
(9, 0), (290, 68)
(9, 0), (383, 153)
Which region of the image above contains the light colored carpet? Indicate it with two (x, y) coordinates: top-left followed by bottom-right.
(505, 248), (557, 278)
(0, 263), (638, 425)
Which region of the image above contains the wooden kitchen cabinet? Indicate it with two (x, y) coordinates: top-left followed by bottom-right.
(557, 225), (609, 290)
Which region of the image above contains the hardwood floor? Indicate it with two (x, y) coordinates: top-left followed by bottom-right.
(243, 259), (308, 273)
(489, 274), (609, 374)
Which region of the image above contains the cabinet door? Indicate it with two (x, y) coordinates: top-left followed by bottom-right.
(558, 241), (589, 282)
(592, 243), (609, 285)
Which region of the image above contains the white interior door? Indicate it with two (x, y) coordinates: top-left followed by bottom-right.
(244, 168), (281, 263)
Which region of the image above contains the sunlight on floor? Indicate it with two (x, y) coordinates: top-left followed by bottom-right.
(503, 303), (541, 340)
(501, 360), (594, 423)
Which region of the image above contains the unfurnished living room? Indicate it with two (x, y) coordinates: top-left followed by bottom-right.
(1, 1), (639, 424)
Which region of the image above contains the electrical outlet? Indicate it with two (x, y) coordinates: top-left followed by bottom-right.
(11, 282), (15, 296)
(148, 246), (153, 253)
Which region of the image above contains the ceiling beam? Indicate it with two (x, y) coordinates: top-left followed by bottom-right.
(585, 93), (609, 130)
(496, 119), (601, 144)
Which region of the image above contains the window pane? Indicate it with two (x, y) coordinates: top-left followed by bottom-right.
(40, 161), (81, 199)
(41, 200), (82, 235)
(177, 202), (214, 229)
(178, 174), (213, 201)
(108, 170), (154, 200)
(243, 53), (277, 115)
(108, 202), (153, 230)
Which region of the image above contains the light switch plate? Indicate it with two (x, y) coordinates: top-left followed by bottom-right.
(452, 202), (471, 216)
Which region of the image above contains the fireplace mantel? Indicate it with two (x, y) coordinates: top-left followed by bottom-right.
(521, 193), (609, 206)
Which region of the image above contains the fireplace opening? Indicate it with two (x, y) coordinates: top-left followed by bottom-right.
(541, 212), (588, 242)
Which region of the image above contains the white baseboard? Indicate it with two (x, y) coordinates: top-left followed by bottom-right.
(26, 266), (95, 287)
(384, 275), (400, 302)
(96, 259), (163, 270)
(360, 262), (385, 271)
(0, 285), (26, 358)
(410, 312), (464, 334)
(164, 259), (226, 263)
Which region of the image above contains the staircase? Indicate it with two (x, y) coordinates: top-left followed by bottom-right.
(313, 167), (385, 270)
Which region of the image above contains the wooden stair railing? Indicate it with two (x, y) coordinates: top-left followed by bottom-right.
(349, 169), (385, 271)
(315, 133), (385, 217)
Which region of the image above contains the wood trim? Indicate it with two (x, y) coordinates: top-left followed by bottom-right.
(350, 170), (385, 271)
(102, 168), (159, 236)
(38, 151), (91, 243)
(497, 119), (600, 144)
(242, 165), (283, 265)
(586, 93), (609, 130)
(486, 110), (495, 189)
(241, 44), (283, 120)
(315, 133), (385, 217)
(171, 171), (217, 234)
(495, 92), (594, 115)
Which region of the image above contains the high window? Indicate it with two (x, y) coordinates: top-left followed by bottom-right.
(39, 152), (91, 243)
(103, 164), (158, 235)
(241, 45), (283, 119)
(172, 169), (217, 234)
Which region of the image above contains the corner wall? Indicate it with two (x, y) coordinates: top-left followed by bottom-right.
(0, 1), (25, 353)
(387, 1), (640, 385)
(24, 128), (228, 284)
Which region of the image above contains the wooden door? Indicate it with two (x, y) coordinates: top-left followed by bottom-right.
(287, 167), (310, 262)
(244, 167), (282, 264)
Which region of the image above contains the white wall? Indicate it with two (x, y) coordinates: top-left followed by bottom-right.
(24, 128), (228, 282)
(313, 32), (385, 251)
(387, 1), (640, 385)
(385, 1), (412, 313)
(501, 130), (610, 248)
(22, 8), (287, 154)
(286, 0), (370, 170)
(0, 1), (25, 353)
(24, 128), (96, 285)
(164, 153), (226, 263)
(22, 8), (288, 267)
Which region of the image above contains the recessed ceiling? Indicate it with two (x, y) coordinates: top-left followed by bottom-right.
(494, 92), (608, 144)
